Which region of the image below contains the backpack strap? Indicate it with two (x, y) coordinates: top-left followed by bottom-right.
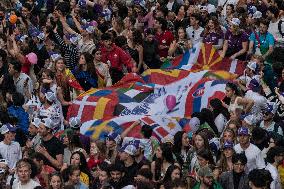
(278, 20), (284, 38)
(10, 174), (15, 187)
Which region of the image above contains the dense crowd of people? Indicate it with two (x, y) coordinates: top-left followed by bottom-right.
(1, 0), (284, 188)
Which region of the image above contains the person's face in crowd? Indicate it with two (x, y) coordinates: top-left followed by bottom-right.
(93, 50), (102, 62)
(233, 160), (245, 173)
(79, 54), (86, 65)
(127, 29), (133, 40)
(238, 134), (250, 145)
(200, 10), (208, 18)
(178, 6), (185, 16)
(171, 168), (181, 180)
(227, 123), (237, 131)
(38, 124), (49, 137)
(71, 153), (81, 166)
(197, 155), (208, 167)
(177, 28), (186, 40)
(69, 170), (80, 184)
(276, 153), (284, 164)
(4, 131), (15, 143)
(154, 19), (161, 30)
(128, 8), (133, 17)
(184, 0), (190, 6)
(5, 92), (13, 104)
(42, 72), (52, 80)
(223, 148), (234, 158)
(230, 109), (242, 121)
(124, 17), (131, 29)
(167, 12), (176, 22)
(190, 17), (198, 27)
(225, 87), (234, 98)
(45, 38), (55, 52)
(194, 134), (204, 149)
(207, 19), (215, 31)
(99, 170), (108, 184)
(156, 146), (163, 159)
(245, 67), (254, 77)
(103, 39), (112, 50)
(187, 5), (196, 16)
(266, 10), (274, 20)
(259, 23), (268, 34)
(8, 63), (16, 76)
(50, 175), (62, 189)
(28, 124), (38, 136)
(182, 132), (190, 147)
(17, 165), (31, 183)
(146, 34), (155, 42)
(21, 7), (30, 18)
(229, 24), (239, 34)
(223, 130), (234, 142)
(106, 138), (116, 149)
(263, 111), (273, 121)
(119, 151), (129, 161)
(156, 10), (164, 18)
(110, 171), (123, 182)
(226, 5), (233, 15)
(201, 176), (213, 187)
(70, 0), (77, 9)
(62, 135), (69, 145)
(90, 142), (99, 156)
(55, 59), (65, 72)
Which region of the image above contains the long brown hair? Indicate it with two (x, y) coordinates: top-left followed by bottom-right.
(203, 16), (222, 36)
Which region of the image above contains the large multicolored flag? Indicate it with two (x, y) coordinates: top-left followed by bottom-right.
(80, 115), (190, 141)
(68, 69), (231, 142)
(162, 43), (246, 75)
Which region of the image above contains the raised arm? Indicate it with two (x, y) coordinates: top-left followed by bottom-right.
(59, 14), (78, 35)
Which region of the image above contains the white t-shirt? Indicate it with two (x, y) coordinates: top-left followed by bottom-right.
(0, 141), (22, 169)
(12, 179), (40, 189)
(214, 113), (227, 133)
(14, 73), (33, 100)
(234, 143), (265, 173)
(186, 26), (204, 45)
(269, 20), (281, 40)
(265, 163), (282, 189)
(167, 1), (174, 11)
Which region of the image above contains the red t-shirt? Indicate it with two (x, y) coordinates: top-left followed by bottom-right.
(155, 30), (174, 58)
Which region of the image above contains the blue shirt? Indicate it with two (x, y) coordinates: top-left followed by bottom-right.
(249, 31), (275, 54)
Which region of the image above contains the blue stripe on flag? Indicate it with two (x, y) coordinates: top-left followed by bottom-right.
(192, 82), (205, 113)
(211, 80), (228, 86)
(177, 50), (191, 68)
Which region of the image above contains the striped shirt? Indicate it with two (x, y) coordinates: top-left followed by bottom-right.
(54, 33), (79, 70)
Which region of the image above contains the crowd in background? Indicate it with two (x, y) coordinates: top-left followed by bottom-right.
(1, 0), (284, 188)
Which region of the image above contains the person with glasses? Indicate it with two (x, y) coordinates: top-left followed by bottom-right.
(186, 13), (204, 46)
(219, 153), (249, 189)
(259, 102), (283, 136)
(233, 127), (265, 173)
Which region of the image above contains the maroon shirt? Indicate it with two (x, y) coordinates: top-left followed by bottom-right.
(155, 30), (174, 58)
